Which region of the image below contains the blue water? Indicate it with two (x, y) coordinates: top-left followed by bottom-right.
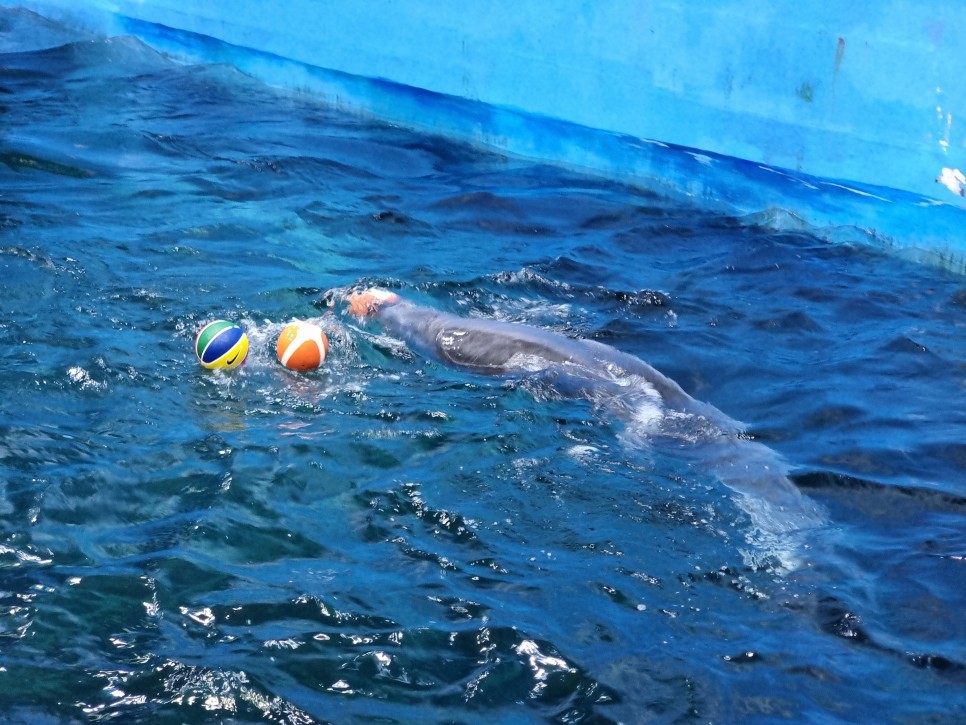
(2, 8), (966, 723)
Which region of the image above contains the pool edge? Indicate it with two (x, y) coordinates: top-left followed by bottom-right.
(9, 1), (966, 273)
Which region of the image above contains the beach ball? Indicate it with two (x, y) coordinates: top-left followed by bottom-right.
(194, 320), (249, 370)
(276, 320), (329, 371)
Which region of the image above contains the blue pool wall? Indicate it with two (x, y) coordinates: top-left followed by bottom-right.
(12, 0), (966, 270)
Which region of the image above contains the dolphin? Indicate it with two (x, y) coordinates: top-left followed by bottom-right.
(339, 287), (825, 571)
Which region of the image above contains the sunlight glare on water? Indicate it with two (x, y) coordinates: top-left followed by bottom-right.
(1, 8), (966, 723)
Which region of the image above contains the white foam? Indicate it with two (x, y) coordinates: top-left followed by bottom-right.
(67, 366), (105, 391)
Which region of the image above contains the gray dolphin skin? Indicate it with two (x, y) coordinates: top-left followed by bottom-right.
(345, 288), (825, 572)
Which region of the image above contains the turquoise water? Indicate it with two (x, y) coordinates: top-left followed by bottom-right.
(2, 8), (966, 723)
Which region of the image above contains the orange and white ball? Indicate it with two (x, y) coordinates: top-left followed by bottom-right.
(276, 320), (329, 371)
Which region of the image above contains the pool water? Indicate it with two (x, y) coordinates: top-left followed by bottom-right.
(2, 8), (965, 723)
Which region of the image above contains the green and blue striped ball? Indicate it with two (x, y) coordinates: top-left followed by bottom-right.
(194, 320), (249, 370)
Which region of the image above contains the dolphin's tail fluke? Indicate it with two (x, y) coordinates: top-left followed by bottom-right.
(613, 387), (826, 573)
(700, 436), (826, 572)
